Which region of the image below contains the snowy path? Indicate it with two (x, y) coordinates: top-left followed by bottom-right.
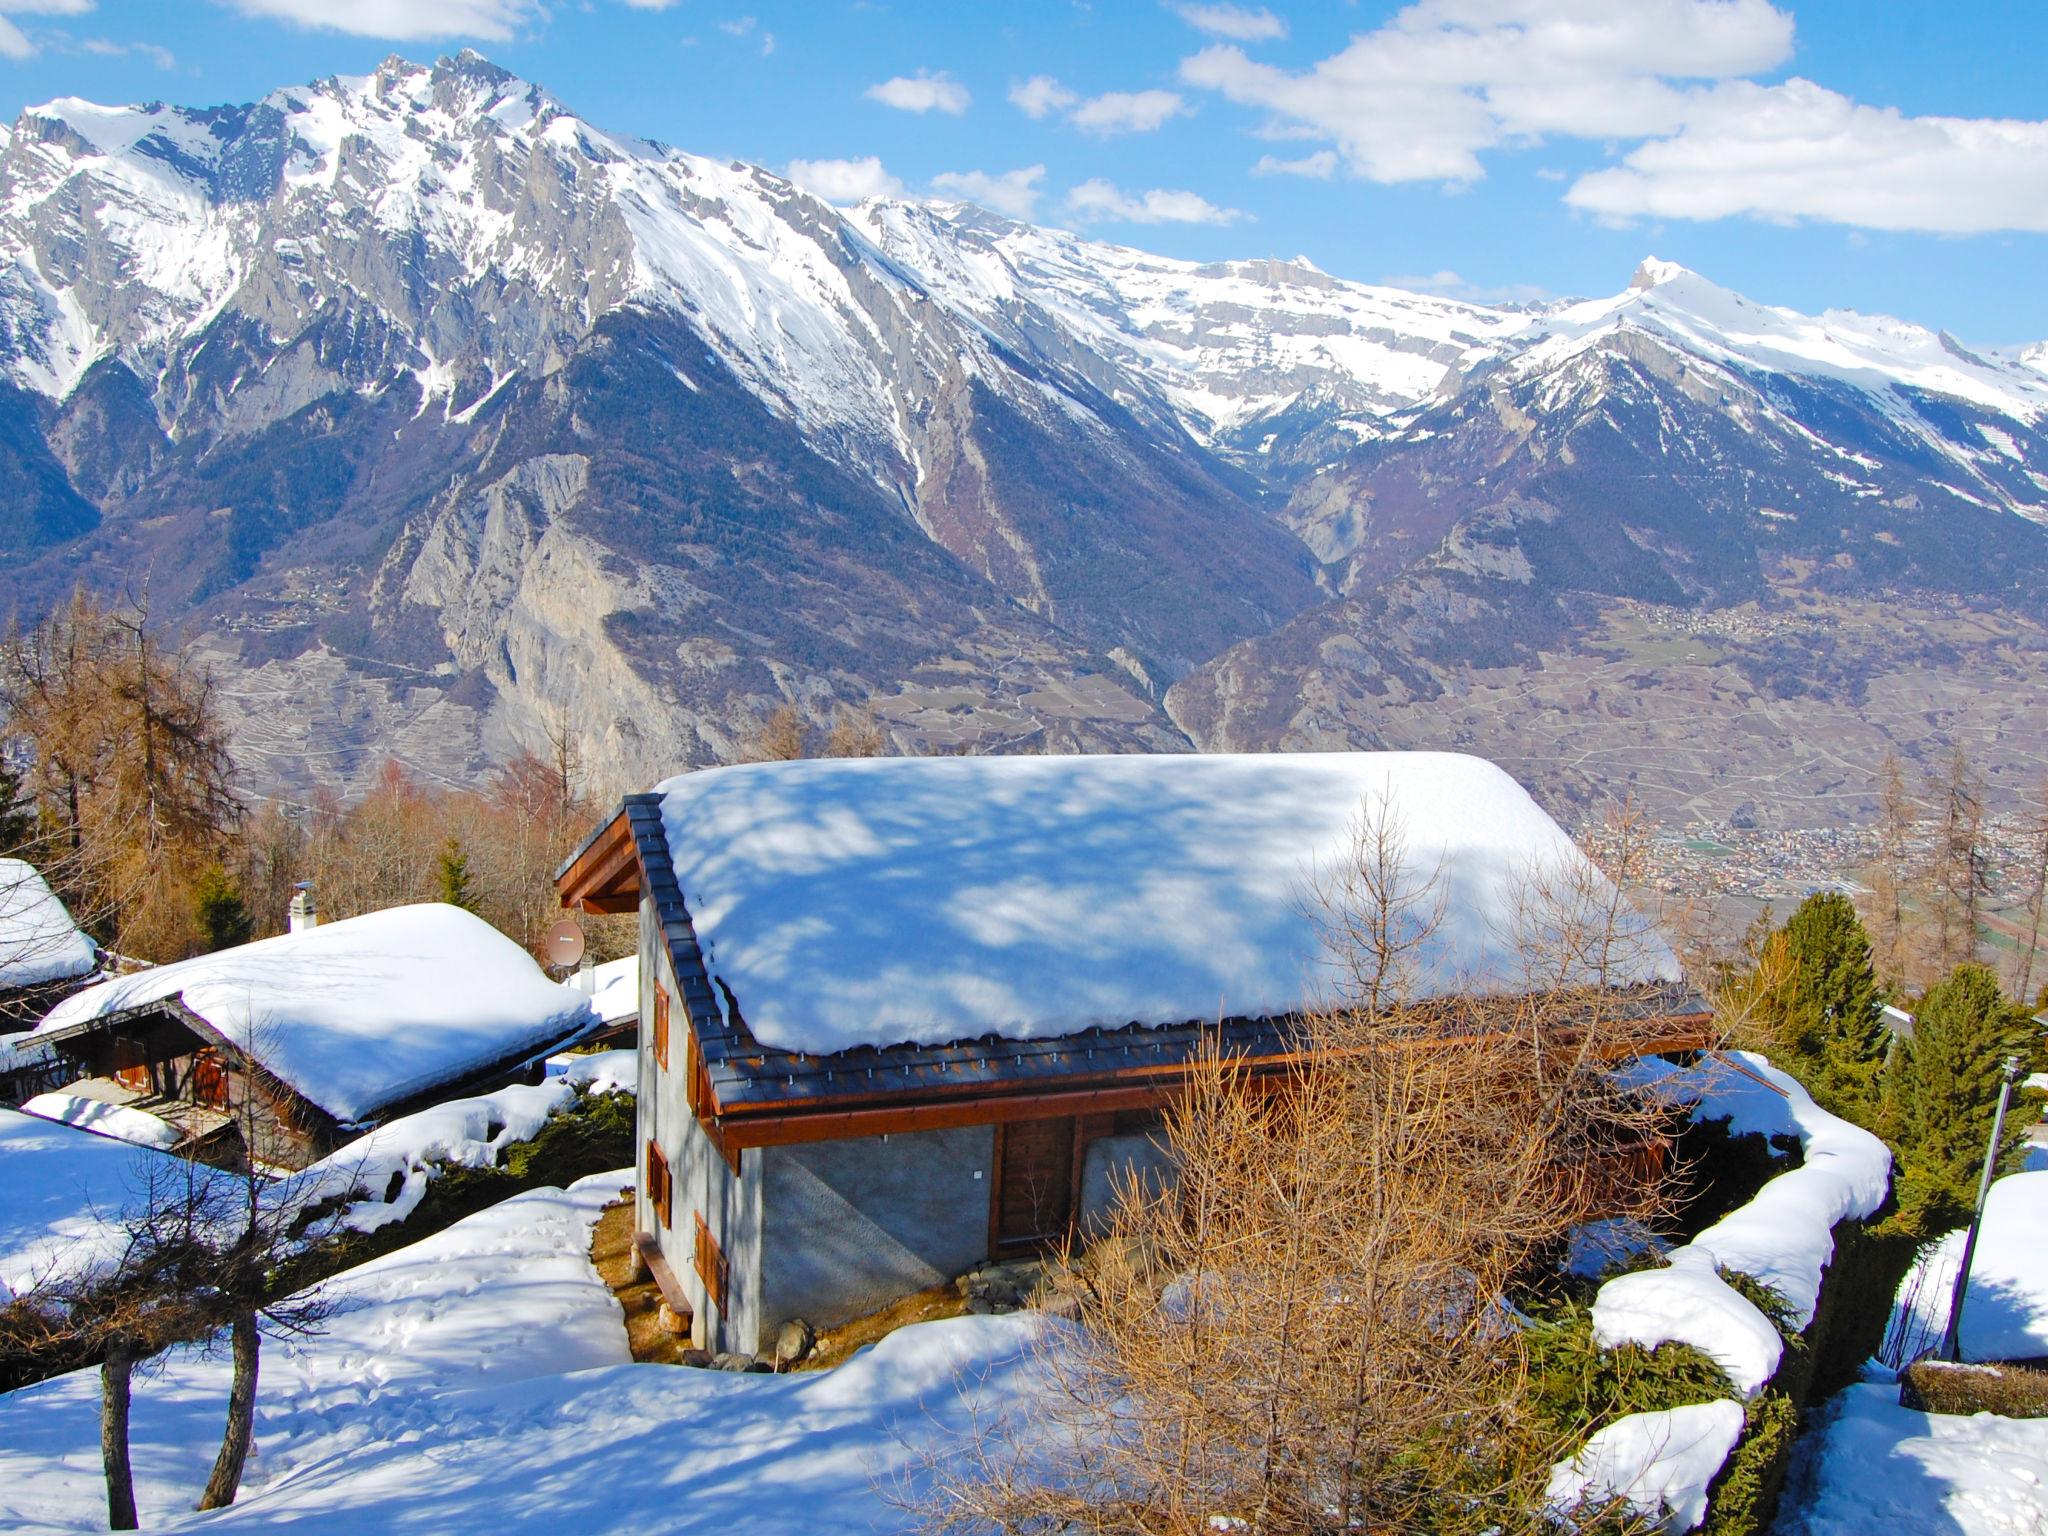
(0, 1169), (1037, 1534)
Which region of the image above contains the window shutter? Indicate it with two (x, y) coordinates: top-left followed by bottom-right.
(653, 986), (670, 1071)
(646, 1139), (672, 1229)
(693, 1211), (729, 1312)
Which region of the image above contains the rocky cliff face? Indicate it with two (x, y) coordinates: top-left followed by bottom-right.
(0, 55), (2042, 811)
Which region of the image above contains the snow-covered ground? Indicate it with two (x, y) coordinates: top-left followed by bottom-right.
(0, 1170), (1040, 1535)
(19, 1090), (183, 1150)
(1885, 1171), (2048, 1366)
(0, 1106), (176, 1300)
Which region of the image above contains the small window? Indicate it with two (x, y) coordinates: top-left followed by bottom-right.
(646, 1139), (673, 1229)
(653, 986), (670, 1071)
(693, 1211), (729, 1312)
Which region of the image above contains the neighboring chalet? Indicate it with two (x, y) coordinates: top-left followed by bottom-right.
(23, 903), (597, 1168)
(556, 750), (1711, 1356)
(0, 858), (99, 1032)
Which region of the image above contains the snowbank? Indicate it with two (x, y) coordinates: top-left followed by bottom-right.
(586, 953), (639, 1026)
(1592, 1053), (1891, 1395)
(656, 752), (1680, 1055)
(1777, 1383), (2048, 1536)
(1887, 1170), (2048, 1367)
(0, 1169), (1043, 1536)
(286, 1049), (636, 1234)
(39, 904), (596, 1122)
(19, 1091), (183, 1151)
(1545, 1400), (1746, 1533)
(0, 859), (95, 991)
(0, 1107), (173, 1301)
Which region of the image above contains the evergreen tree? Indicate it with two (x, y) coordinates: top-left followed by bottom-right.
(436, 835), (478, 913)
(192, 865), (253, 953)
(0, 757), (34, 855)
(1768, 892), (1886, 1125)
(1892, 963), (2040, 1235)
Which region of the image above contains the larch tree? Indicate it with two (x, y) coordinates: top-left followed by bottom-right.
(1921, 745), (1989, 980)
(1861, 750), (1918, 991)
(2011, 775), (2048, 1006)
(748, 703), (809, 762)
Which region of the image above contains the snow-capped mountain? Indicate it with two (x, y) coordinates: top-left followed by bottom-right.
(0, 54), (2042, 807)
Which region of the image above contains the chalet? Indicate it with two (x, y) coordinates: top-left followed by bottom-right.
(0, 859), (99, 1033)
(24, 903), (597, 1168)
(556, 750), (1711, 1357)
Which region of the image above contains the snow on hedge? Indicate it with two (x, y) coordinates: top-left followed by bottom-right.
(0, 1107), (174, 1301)
(39, 904), (596, 1123)
(0, 1170), (1042, 1536)
(1545, 1400), (1746, 1534)
(657, 751), (1680, 1055)
(0, 858), (95, 991)
(20, 1091), (183, 1151)
(1779, 1383), (2048, 1536)
(1886, 1170), (2048, 1367)
(285, 1050), (636, 1235)
(1592, 1052), (1891, 1395)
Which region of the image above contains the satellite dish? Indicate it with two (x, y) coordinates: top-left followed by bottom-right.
(543, 917), (587, 970)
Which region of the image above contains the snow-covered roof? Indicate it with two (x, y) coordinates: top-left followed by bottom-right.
(0, 1107), (170, 1301)
(0, 858), (96, 991)
(38, 904), (596, 1123)
(587, 953), (639, 1026)
(655, 751), (1682, 1057)
(20, 1092), (183, 1152)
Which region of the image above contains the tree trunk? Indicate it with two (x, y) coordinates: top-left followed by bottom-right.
(196, 1310), (259, 1510)
(100, 1337), (138, 1532)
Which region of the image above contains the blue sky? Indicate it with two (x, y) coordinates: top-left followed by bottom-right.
(2, 1), (2044, 344)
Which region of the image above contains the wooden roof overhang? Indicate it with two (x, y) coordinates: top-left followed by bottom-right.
(555, 792), (1715, 1157)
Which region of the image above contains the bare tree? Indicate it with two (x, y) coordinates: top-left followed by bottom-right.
(1861, 751), (1919, 992)
(825, 707), (885, 759)
(748, 703), (809, 763)
(1923, 745), (1989, 978)
(2011, 775), (2048, 1006)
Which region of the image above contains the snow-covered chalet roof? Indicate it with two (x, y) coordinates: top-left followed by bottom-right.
(38, 904), (595, 1123)
(0, 858), (96, 992)
(654, 751), (1682, 1057)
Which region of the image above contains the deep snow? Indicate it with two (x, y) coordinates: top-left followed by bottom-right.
(0, 858), (95, 991)
(657, 750), (1680, 1055)
(39, 904), (596, 1122)
(0, 1106), (173, 1300)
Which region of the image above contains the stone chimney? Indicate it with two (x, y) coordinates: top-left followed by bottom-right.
(288, 882), (319, 934)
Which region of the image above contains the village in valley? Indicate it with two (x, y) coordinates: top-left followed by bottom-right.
(2, 3), (2048, 1535)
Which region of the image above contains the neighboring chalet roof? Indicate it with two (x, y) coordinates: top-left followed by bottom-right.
(0, 858), (96, 992)
(37, 904), (596, 1124)
(560, 753), (1709, 1146)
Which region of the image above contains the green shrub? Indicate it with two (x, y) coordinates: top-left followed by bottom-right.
(1900, 1360), (2048, 1418)
(1522, 1298), (1737, 1446)
(1701, 1391), (1799, 1536)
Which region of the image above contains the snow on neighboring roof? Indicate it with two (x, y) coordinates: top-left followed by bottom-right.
(1593, 1052), (1892, 1395)
(1887, 1170), (2048, 1366)
(20, 1092), (183, 1152)
(656, 751), (1682, 1056)
(38, 904), (596, 1124)
(587, 953), (639, 1026)
(0, 1107), (172, 1301)
(0, 858), (96, 991)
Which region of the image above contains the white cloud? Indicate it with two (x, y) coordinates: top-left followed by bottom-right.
(1067, 178), (1246, 226)
(717, 15), (755, 34)
(219, 0), (544, 40)
(1180, 0), (1795, 183)
(81, 36), (176, 68)
(1567, 77), (2048, 235)
(1009, 74), (1076, 120)
(931, 165), (1045, 220)
(0, 0), (93, 62)
(1379, 268), (1549, 304)
(1252, 149), (1337, 179)
(1171, 3), (1285, 42)
(1069, 88), (1187, 137)
(787, 155), (902, 204)
(620, 0), (678, 8)
(865, 69), (971, 116)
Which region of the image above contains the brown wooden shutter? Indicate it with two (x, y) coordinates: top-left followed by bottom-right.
(653, 986), (670, 1071)
(693, 1211), (729, 1311)
(646, 1139), (672, 1229)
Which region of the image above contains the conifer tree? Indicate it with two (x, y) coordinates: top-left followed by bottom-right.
(0, 757), (33, 854)
(1768, 892), (1886, 1125)
(436, 835), (478, 913)
(193, 865), (253, 953)
(1893, 963), (2040, 1235)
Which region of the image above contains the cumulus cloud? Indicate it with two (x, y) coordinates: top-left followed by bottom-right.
(1568, 78), (2048, 234)
(865, 69), (971, 116)
(1171, 3), (1286, 42)
(1069, 89), (1188, 137)
(1067, 178), (1246, 226)
(219, 0), (544, 40)
(787, 155), (903, 204)
(0, 0), (94, 61)
(1180, 0), (1794, 182)
(1010, 75), (1077, 120)
(932, 165), (1046, 220)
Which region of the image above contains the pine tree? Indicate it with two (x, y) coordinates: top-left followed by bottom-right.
(193, 865), (253, 953)
(1892, 963), (2040, 1236)
(1767, 892), (1886, 1125)
(436, 835), (478, 913)
(0, 757), (34, 855)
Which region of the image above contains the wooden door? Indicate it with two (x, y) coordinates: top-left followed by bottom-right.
(992, 1117), (1075, 1256)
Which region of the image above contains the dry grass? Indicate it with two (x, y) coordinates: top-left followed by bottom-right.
(588, 1190), (695, 1367)
(1901, 1359), (2048, 1419)
(797, 1283), (969, 1374)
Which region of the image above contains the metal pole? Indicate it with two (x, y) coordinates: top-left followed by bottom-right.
(1939, 1055), (2021, 1363)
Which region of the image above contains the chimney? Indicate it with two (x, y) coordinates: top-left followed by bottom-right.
(289, 882), (319, 934)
